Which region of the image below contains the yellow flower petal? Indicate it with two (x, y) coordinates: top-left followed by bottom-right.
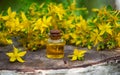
(76, 41), (81, 45)
(17, 57), (25, 63)
(13, 46), (19, 55)
(100, 31), (105, 35)
(107, 29), (112, 35)
(88, 45), (92, 50)
(6, 53), (14, 57)
(2, 16), (9, 20)
(6, 39), (13, 44)
(46, 16), (52, 23)
(79, 50), (86, 55)
(73, 49), (79, 55)
(72, 56), (77, 61)
(18, 51), (27, 57)
(43, 16), (46, 23)
(8, 7), (12, 15)
(10, 57), (16, 62)
(63, 34), (70, 40)
(10, 12), (16, 18)
(21, 12), (27, 21)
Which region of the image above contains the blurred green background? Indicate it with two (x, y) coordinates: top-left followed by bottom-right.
(0, 0), (115, 15)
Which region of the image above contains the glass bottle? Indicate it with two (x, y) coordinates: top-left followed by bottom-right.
(46, 30), (65, 59)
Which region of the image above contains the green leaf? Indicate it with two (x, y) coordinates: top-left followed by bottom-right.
(107, 5), (113, 11)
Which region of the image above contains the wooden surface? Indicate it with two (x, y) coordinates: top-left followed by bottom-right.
(0, 45), (120, 72)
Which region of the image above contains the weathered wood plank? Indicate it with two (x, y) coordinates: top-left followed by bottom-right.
(0, 45), (120, 71)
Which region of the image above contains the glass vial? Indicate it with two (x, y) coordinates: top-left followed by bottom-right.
(46, 30), (65, 59)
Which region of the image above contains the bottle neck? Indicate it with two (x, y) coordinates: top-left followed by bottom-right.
(50, 35), (61, 40)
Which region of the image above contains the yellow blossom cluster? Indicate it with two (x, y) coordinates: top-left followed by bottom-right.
(0, 1), (120, 51)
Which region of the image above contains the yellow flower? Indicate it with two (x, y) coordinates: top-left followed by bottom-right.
(98, 7), (108, 16)
(76, 16), (88, 31)
(33, 16), (52, 33)
(90, 29), (103, 46)
(68, 0), (76, 10)
(63, 34), (70, 40)
(98, 23), (112, 35)
(2, 7), (16, 20)
(70, 33), (79, 44)
(70, 33), (87, 46)
(62, 19), (75, 29)
(68, 49), (87, 61)
(5, 17), (21, 32)
(6, 39), (13, 44)
(48, 3), (65, 20)
(6, 46), (26, 63)
(87, 45), (92, 50)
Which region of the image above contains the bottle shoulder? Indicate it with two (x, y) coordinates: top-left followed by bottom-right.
(47, 38), (65, 44)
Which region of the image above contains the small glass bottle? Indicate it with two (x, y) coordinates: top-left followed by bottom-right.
(46, 30), (65, 59)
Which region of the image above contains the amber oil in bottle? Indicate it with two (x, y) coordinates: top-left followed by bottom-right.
(46, 30), (65, 59)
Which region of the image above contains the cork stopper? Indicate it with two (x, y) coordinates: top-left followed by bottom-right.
(49, 30), (62, 40)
